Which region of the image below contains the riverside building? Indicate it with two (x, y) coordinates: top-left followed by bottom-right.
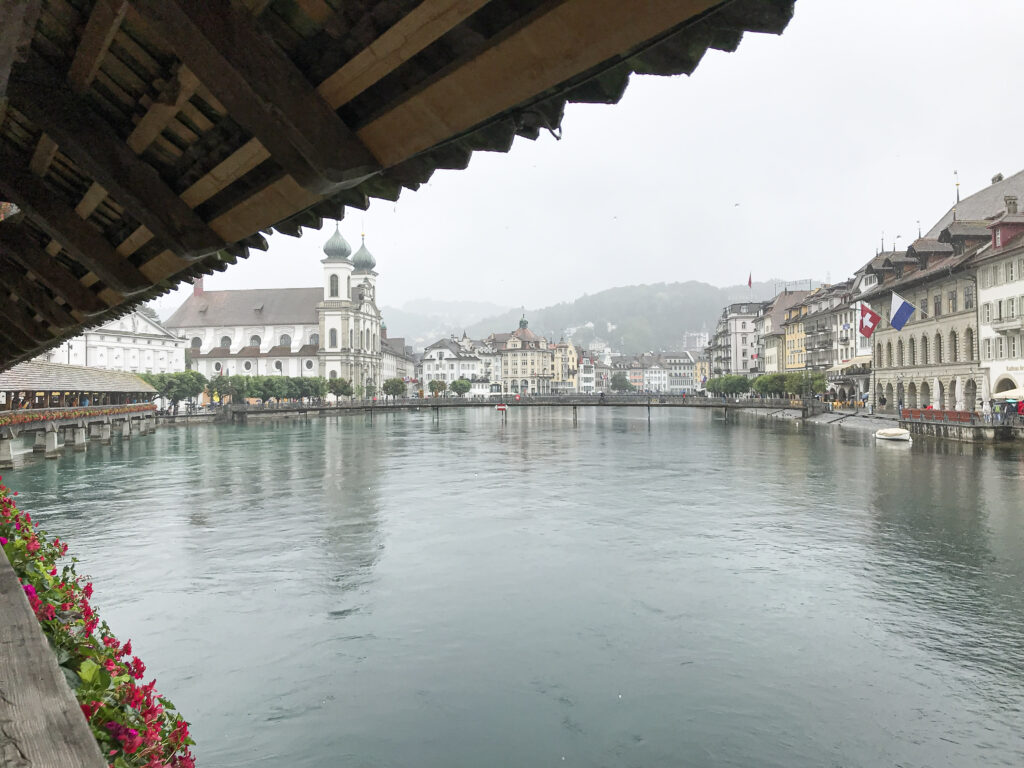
(166, 228), (384, 389)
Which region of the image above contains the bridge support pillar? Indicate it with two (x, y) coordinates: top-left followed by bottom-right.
(100, 424), (112, 445)
(89, 423), (102, 440)
(44, 430), (59, 459)
(121, 420), (131, 440)
(32, 431), (46, 453)
(136, 419), (147, 436)
(71, 427), (87, 453)
(0, 436), (13, 470)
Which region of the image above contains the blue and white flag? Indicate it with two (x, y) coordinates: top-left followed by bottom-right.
(889, 292), (915, 330)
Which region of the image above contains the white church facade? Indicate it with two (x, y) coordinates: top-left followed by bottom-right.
(166, 226), (383, 389)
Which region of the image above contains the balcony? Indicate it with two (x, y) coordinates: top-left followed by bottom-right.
(990, 316), (1024, 333)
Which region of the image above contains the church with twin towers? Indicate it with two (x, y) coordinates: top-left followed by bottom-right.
(166, 225), (386, 391)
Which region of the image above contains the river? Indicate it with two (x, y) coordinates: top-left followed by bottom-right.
(6, 408), (1024, 767)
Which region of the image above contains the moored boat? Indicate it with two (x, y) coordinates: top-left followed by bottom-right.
(874, 427), (912, 442)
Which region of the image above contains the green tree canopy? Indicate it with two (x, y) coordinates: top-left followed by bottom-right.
(328, 378), (353, 398)
(449, 378), (471, 397)
(428, 379), (446, 397)
(706, 375), (750, 395)
(382, 378), (406, 399)
(610, 372), (633, 392)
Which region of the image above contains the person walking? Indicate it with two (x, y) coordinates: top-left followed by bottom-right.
(983, 399), (992, 423)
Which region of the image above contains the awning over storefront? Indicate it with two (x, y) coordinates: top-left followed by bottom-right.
(827, 355), (872, 375)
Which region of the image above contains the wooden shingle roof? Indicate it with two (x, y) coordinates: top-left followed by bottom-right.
(0, 360), (156, 392)
(0, 0), (795, 371)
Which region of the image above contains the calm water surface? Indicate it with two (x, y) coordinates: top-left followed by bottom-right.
(7, 409), (1024, 767)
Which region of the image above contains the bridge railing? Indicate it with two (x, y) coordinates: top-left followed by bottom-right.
(224, 395), (812, 410)
(0, 403), (155, 429)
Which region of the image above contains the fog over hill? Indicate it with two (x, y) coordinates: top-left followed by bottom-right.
(384, 279), (819, 353)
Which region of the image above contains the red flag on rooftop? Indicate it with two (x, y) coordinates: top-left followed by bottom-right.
(747, 273), (752, 288)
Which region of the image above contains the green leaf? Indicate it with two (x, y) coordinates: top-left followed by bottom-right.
(62, 667), (82, 690)
(79, 659), (100, 684)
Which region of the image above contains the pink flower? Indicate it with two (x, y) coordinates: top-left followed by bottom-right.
(26, 539), (40, 553)
(22, 584), (36, 599)
(83, 582), (94, 598)
(0, 537), (6, 545)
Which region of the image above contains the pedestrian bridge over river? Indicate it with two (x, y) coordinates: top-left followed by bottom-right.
(219, 395), (822, 423)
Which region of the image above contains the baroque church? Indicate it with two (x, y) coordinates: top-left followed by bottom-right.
(166, 226), (383, 390)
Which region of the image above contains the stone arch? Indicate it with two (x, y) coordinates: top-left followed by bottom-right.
(838, 386), (848, 401)
(896, 339), (904, 367)
(995, 376), (1020, 393)
(934, 332), (943, 364)
(921, 335), (929, 365)
(964, 379), (978, 410)
(949, 330), (959, 362)
(907, 382), (918, 407)
(908, 337), (916, 365)
(964, 327), (975, 360)
(920, 380), (931, 406)
(885, 382), (894, 409)
(937, 379), (946, 409)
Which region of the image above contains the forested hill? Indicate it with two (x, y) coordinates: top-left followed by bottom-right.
(464, 279), (815, 352)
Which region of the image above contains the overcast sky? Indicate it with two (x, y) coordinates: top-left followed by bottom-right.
(154, 0), (1024, 319)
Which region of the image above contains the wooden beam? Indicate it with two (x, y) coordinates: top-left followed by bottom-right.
(0, 149), (149, 294)
(0, 0), (40, 99)
(126, 65), (199, 154)
(130, 0), (380, 194)
(317, 0), (492, 109)
(28, 133), (59, 175)
(0, 223), (113, 316)
(0, 254), (78, 328)
(358, 0), (720, 166)
(67, 0), (129, 93)
(0, 315), (36, 351)
(0, 292), (53, 343)
(6, 55), (225, 259)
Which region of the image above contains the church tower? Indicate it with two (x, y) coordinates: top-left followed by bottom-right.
(316, 225), (382, 394)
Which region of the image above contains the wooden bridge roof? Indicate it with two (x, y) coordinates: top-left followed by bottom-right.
(0, 360), (156, 392)
(0, 0), (795, 371)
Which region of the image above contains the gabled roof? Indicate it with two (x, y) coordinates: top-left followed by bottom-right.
(927, 169), (1024, 237)
(0, 361), (156, 393)
(165, 288), (321, 328)
(939, 220), (992, 240)
(907, 238), (953, 256)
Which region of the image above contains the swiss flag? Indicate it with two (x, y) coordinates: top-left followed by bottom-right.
(859, 303), (882, 338)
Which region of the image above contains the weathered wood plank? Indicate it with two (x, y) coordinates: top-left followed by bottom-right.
(7, 54), (225, 260)
(28, 132), (59, 175)
(67, 0), (128, 93)
(0, 254), (78, 327)
(0, 293), (53, 342)
(0, 149), (149, 294)
(0, 550), (108, 768)
(130, 0), (380, 193)
(0, 0), (41, 99)
(0, 223), (112, 315)
(316, 0), (491, 109)
(126, 65), (199, 154)
(358, 0), (720, 166)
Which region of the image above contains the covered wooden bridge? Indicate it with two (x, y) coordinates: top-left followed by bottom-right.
(0, 359), (156, 467)
(1, 0), (794, 374)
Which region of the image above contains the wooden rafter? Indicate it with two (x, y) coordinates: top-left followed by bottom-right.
(67, 0), (129, 94)
(0, 293), (52, 344)
(316, 0), (492, 109)
(0, 255), (78, 328)
(358, 0), (721, 165)
(126, 65), (199, 154)
(0, 224), (109, 316)
(130, 0), (380, 194)
(0, 151), (148, 295)
(6, 55), (225, 260)
(0, 0), (41, 98)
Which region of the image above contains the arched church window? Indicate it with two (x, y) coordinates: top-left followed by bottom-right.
(190, 337), (202, 348)
(329, 274), (339, 298)
(310, 333), (320, 347)
(249, 335), (261, 348)
(274, 361), (282, 372)
(329, 370), (337, 379)
(279, 334), (291, 348)
(219, 336), (231, 348)
(364, 329), (369, 349)
(349, 329), (354, 348)
(329, 329), (338, 348)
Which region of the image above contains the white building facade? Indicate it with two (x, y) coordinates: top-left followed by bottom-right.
(35, 311), (186, 374)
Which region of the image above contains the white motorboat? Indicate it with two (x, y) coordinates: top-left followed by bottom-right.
(874, 427), (912, 442)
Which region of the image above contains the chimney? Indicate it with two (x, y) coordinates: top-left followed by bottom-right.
(992, 172), (1004, 184)
(192, 277), (204, 296)
(1006, 195), (1018, 215)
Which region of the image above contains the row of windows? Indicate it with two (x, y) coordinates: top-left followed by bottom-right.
(978, 258), (1024, 289)
(982, 335), (1021, 360)
(197, 333), (318, 349)
(980, 297), (1024, 323)
(212, 360), (315, 373)
(875, 329), (975, 368)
